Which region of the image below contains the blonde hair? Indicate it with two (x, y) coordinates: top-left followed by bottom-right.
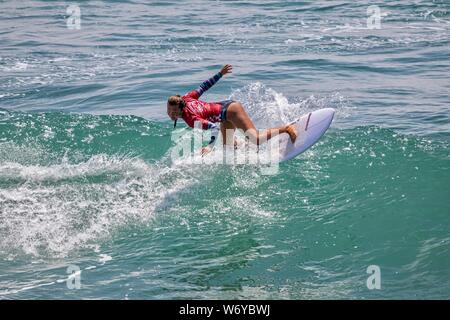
(168, 95), (185, 109)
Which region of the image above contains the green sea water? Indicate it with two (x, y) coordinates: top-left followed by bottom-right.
(0, 0), (449, 299)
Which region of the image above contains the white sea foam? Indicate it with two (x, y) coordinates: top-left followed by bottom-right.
(0, 149), (197, 258)
(229, 82), (352, 127)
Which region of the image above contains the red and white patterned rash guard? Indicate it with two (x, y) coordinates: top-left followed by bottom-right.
(181, 72), (224, 147)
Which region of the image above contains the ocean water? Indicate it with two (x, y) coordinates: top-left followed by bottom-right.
(0, 0), (449, 299)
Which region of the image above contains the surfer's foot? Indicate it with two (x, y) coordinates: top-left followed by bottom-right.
(285, 125), (297, 143)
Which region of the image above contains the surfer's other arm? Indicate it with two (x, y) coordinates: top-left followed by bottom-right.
(193, 118), (219, 155)
(185, 64), (233, 99)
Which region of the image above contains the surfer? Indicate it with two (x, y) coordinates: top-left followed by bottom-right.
(167, 64), (297, 155)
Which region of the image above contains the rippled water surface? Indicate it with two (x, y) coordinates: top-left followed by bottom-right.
(0, 1), (449, 299)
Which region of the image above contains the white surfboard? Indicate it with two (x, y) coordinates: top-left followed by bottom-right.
(277, 108), (335, 163)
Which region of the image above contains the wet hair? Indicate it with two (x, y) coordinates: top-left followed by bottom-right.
(167, 95), (185, 110)
(168, 95), (185, 128)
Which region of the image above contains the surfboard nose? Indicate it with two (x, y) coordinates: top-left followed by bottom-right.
(322, 108), (335, 119)
(308, 108), (335, 130)
(279, 108), (335, 162)
(322, 108), (335, 128)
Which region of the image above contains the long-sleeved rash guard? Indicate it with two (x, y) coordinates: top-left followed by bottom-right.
(181, 72), (224, 148)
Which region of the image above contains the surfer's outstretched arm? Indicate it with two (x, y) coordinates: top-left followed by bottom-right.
(185, 64), (233, 99)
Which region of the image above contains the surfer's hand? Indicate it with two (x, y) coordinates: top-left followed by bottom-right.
(234, 137), (243, 149)
(220, 64), (233, 76)
(201, 147), (212, 156)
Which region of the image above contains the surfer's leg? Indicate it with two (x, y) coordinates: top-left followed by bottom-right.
(226, 102), (297, 145)
(220, 120), (235, 146)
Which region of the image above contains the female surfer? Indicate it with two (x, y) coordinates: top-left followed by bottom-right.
(167, 64), (297, 155)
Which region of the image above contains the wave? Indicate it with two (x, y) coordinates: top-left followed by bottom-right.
(1, 106), (448, 259)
